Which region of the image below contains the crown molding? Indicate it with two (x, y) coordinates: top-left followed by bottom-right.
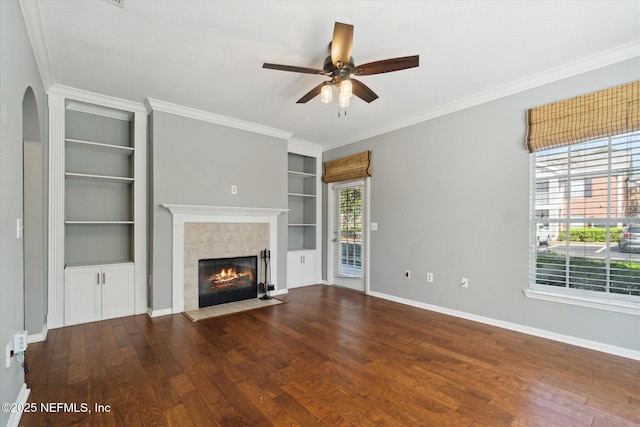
(48, 84), (146, 114)
(288, 138), (322, 156)
(146, 98), (293, 141)
(19, 0), (54, 90)
(324, 39), (640, 151)
(66, 100), (133, 121)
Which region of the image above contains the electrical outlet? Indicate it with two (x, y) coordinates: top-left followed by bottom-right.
(231, 185), (238, 195)
(14, 331), (28, 353)
(427, 272), (434, 283)
(461, 277), (469, 288)
(405, 270), (411, 279)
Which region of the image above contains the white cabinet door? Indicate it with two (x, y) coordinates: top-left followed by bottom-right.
(64, 263), (134, 325)
(65, 266), (102, 325)
(287, 250), (318, 288)
(101, 264), (134, 320)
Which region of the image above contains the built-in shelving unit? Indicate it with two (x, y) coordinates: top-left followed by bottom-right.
(47, 89), (147, 329)
(287, 144), (322, 288)
(288, 153), (317, 251)
(64, 105), (135, 267)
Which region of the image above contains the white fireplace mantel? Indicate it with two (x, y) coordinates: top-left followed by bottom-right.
(161, 204), (288, 314)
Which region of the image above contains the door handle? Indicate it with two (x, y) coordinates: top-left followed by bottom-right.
(331, 238), (337, 243)
(102, 272), (106, 285)
(97, 273), (100, 285)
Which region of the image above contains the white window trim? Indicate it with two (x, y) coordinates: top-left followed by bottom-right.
(524, 287), (640, 316)
(332, 180), (365, 279)
(527, 134), (640, 316)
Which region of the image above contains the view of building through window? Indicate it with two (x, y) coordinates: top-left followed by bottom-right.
(532, 131), (640, 297)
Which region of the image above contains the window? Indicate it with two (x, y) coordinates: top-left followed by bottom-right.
(530, 131), (640, 302)
(570, 178), (592, 198)
(334, 183), (363, 278)
(536, 181), (550, 205)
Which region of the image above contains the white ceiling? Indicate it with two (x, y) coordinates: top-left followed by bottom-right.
(21, 0), (640, 148)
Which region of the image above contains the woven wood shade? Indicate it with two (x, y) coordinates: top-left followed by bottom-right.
(526, 80), (640, 153)
(323, 151), (372, 183)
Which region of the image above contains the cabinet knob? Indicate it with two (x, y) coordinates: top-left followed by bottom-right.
(102, 272), (106, 285)
(97, 273), (100, 285)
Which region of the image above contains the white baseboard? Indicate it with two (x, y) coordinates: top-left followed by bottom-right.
(147, 307), (173, 318)
(368, 290), (640, 362)
(6, 383), (30, 427)
(46, 312), (63, 330)
(287, 282), (327, 289)
(271, 288), (289, 296)
(27, 323), (48, 344)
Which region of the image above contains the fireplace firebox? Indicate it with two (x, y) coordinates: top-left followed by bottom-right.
(198, 256), (258, 308)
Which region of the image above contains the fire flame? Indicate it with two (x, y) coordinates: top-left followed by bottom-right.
(209, 268), (253, 285)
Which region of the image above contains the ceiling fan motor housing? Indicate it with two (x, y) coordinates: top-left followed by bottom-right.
(324, 55), (354, 73)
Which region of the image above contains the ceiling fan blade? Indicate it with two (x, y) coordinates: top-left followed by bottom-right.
(354, 55), (419, 76)
(331, 22), (354, 67)
(263, 63), (326, 75)
(296, 82), (326, 103)
(351, 79), (378, 103)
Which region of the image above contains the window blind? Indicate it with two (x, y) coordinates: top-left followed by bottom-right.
(526, 80), (640, 153)
(531, 131), (640, 297)
(323, 151), (371, 183)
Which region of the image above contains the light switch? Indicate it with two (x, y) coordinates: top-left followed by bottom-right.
(371, 222), (378, 231)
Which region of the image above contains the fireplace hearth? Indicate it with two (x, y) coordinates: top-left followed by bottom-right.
(198, 256), (258, 307)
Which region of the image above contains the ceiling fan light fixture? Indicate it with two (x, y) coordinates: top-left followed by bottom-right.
(339, 93), (351, 108)
(321, 84), (333, 104)
(340, 79), (353, 98)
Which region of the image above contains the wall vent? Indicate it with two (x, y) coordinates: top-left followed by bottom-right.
(102, 0), (124, 8)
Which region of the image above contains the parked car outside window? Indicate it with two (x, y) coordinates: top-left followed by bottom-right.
(536, 224), (550, 246)
(619, 224), (640, 253)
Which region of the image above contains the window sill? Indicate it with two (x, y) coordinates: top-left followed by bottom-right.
(524, 288), (640, 316)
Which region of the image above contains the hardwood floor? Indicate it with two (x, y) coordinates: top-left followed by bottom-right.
(21, 285), (640, 426)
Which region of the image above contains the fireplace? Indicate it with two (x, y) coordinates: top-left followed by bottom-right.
(160, 204), (286, 314)
(198, 255), (258, 307)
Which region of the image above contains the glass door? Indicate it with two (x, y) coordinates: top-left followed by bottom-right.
(330, 181), (365, 292)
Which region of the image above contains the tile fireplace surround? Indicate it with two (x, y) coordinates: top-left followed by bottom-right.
(161, 204), (287, 313)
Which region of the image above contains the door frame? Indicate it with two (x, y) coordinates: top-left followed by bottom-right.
(327, 178), (371, 294)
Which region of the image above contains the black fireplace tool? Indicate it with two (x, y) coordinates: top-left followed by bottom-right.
(258, 249), (275, 300)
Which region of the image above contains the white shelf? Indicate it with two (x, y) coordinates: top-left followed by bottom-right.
(65, 172), (134, 183)
(65, 221), (134, 225)
(287, 170), (315, 178)
(65, 260), (134, 268)
(288, 192), (316, 198)
(65, 138), (134, 155)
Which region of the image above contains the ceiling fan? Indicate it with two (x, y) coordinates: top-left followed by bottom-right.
(263, 22), (419, 107)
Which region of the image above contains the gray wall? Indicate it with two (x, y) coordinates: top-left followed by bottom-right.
(24, 138), (47, 335)
(149, 111), (288, 311)
(323, 57), (640, 353)
(0, 0), (48, 423)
